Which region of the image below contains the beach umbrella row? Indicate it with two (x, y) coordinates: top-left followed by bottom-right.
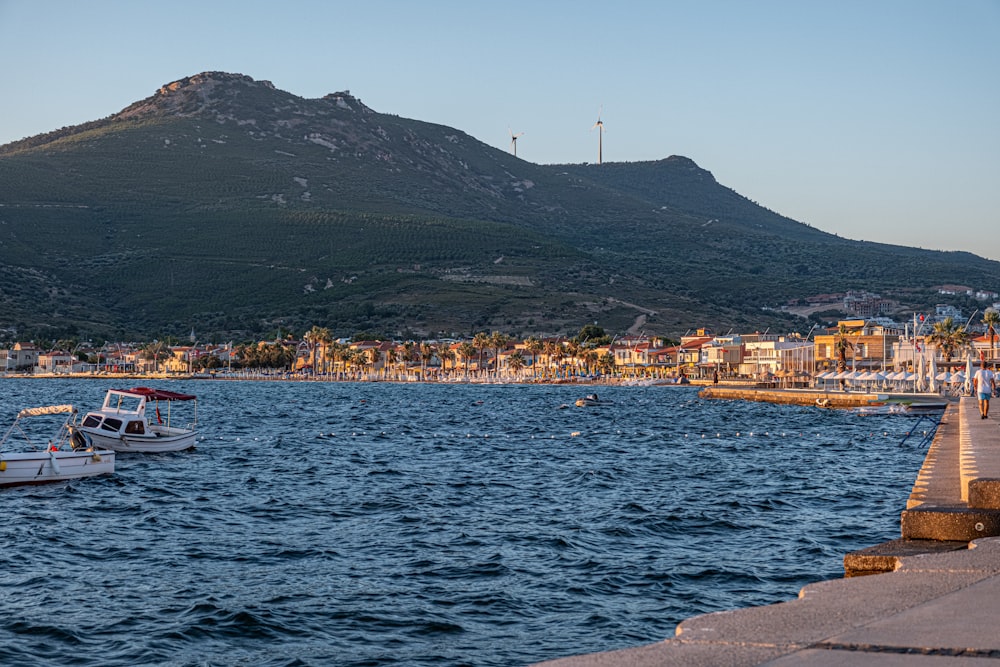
(813, 366), (973, 390)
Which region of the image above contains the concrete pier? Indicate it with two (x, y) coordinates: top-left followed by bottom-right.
(698, 385), (948, 410)
(533, 397), (1000, 666)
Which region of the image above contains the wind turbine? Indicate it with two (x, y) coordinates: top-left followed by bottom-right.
(591, 106), (605, 165)
(509, 127), (524, 157)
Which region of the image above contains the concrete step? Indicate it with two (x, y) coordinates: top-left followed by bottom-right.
(844, 538), (968, 577)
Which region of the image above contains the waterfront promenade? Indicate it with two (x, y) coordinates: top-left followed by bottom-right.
(535, 396), (1000, 666)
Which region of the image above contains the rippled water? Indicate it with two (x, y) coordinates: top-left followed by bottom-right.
(0, 379), (931, 666)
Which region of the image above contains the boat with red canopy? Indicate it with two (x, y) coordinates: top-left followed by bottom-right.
(77, 387), (199, 453)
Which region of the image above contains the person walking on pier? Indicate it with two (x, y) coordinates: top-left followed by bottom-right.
(973, 363), (996, 419)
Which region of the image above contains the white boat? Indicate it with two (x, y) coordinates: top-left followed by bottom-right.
(77, 387), (199, 453)
(575, 393), (612, 407)
(0, 405), (115, 487)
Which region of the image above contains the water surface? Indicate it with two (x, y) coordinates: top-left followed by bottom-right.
(0, 380), (929, 666)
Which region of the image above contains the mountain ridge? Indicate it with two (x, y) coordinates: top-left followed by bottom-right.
(0, 71), (995, 342)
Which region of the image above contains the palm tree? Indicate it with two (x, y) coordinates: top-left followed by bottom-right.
(401, 341), (417, 377)
(458, 342), (476, 378)
(317, 327), (333, 376)
(420, 342), (435, 377)
(384, 348), (398, 379)
(565, 340), (582, 376)
(366, 347), (380, 379)
(597, 352), (616, 377)
(303, 326), (321, 376)
(525, 336), (543, 379)
(545, 340), (565, 378)
(490, 331), (510, 377)
(472, 332), (490, 377)
(438, 347), (456, 377)
(926, 316), (970, 363)
(508, 351), (525, 378)
(142, 340), (169, 374)
(984, 309), (1000, 361)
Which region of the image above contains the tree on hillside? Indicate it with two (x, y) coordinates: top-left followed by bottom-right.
(575, 324), (611, 346)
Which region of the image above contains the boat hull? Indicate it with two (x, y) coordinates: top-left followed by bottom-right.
(79, 427), (197, 453)
(0, 450), (115, 487)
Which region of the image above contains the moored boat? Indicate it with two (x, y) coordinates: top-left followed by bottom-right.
(0, 405), (115, 486)
(575, 393), (612, 407)
(77, 387), (199, 453)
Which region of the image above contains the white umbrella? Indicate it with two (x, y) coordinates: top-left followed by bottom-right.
(872, 371), (888, 389)
(916, 355), (926, 392)
(928, 354), (938, 392)
(965, 355), (974, 395)
(895, 371), (914, 392)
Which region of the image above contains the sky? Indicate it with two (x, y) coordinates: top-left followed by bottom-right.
(2, 0), (999, 260)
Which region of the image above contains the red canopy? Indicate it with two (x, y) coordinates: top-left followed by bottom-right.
(120, 387), (197, 401)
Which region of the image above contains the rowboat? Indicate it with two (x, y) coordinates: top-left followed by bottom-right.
(77, 387), (199, 453)
(0, 405), (115, 486)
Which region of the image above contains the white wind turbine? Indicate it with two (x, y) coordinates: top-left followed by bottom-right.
(591, 106), (605, 165)
(509, 127), (524, 157)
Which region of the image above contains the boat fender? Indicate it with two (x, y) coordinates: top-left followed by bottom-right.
(48, 450), (61, 475)
(816, 398), (830, 408)
(0, 461), (5, 472)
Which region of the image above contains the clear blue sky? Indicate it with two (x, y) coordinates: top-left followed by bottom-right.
(2, 1), (998, 261)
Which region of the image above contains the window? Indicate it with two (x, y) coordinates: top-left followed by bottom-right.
(101, 417), (123, 432)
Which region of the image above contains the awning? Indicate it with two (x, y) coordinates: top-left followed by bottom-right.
(119, 387), (197, 401)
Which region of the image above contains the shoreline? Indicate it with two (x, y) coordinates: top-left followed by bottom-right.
(0, 370), (702, 387)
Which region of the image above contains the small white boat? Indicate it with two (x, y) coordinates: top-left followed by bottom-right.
(575, 393), (611, 407)
(78, 387), (199, 453)
(0, 405), (115, 487)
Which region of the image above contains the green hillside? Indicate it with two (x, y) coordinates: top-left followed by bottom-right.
(0, 72), (995, 342)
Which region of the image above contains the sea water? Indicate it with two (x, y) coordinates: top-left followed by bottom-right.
(0, 379), (929, 666)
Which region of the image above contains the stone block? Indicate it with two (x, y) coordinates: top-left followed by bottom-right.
(968, 478), (1000, 509)
(901, 506), (1000, 541)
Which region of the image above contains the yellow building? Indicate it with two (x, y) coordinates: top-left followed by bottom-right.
(813, 319), (902, 371)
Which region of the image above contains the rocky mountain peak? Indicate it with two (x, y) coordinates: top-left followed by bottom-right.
(114, 71), (374, 123)
(321, 90), (374, 114)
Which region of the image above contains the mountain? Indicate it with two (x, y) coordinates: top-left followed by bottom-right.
(0, 71), (995, 342)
